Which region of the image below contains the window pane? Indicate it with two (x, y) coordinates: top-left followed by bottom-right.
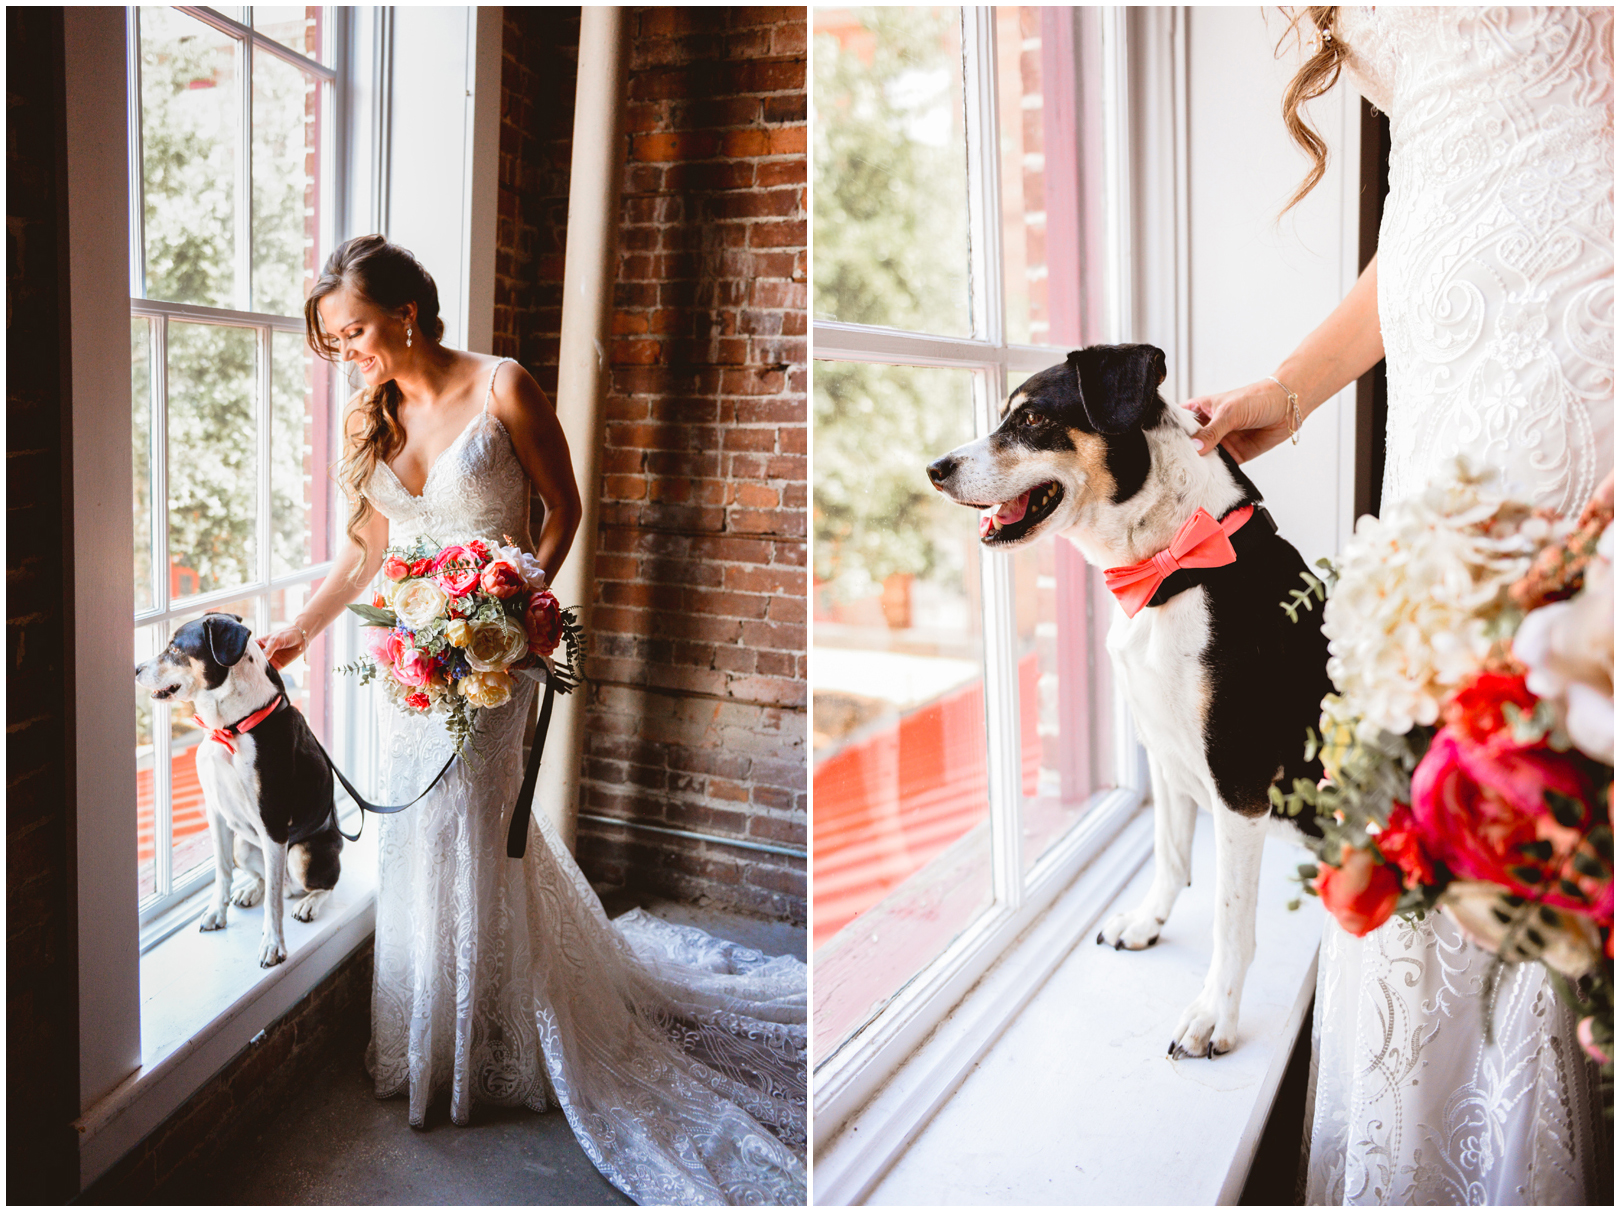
(812, 361), (990, 1056)
(168, 322), (258, 596)
(139, 6), (239, 309)
(271, 331), (324, 576)
(133, 319), (156, 612)
(996, 7), (1087, 348)
(1010, 532), (1116, 873)
(252, 49), (320, 316)
(812, 7), (972, 338)
(253, 6), (322, 61)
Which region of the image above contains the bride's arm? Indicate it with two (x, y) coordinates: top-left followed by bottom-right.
(1185, 253), (1384, 462)
(488, 361), (583, 585)
(261, 404), (391, 669)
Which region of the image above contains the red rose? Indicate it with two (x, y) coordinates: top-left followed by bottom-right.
(435, 567), (481, 598)
(408, 558), (431, 577)
(465, 539), (489, 561)
(1411, 727), (1605, 919)
(383, 555), (409, 581)
(1314, 844), (1403, 937)
(1374, 801), (1437, 890)
(405, 690), (431, 711)
(523, 590), (564, 657)
(481, 560), (525, 600)
(1442, 669), (1539, 747)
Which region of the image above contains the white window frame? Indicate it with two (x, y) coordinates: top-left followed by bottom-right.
(128, 5), (348, 933)
(812, 7), (1189, 1194)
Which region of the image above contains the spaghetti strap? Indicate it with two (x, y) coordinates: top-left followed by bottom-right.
(483, 357), (510, 413)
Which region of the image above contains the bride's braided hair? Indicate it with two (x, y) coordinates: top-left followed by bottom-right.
(304, 235), (445, 575)
(1278, 6), (1344, 213)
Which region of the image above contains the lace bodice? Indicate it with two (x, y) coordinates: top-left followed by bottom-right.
(1337, 6), (1614, 516)
(363, 358), (532, 547)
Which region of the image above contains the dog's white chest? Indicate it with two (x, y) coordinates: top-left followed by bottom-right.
(1107, 591), (1215, 800)
(195, 734), (267, 838)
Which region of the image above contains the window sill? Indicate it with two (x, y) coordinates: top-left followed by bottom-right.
(74, 828), (379, 1189)
(814, 812), (1323, 1205)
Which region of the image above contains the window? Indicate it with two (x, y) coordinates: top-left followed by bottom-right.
(128, 5), (341, 929)
(812, 4), (1147, 1126)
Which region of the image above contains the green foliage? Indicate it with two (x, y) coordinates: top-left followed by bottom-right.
(812, 9), (976, 594)
(1279, 560), (1336, 623)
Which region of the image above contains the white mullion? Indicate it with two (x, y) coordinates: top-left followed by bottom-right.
(257, 325), (274, 591)
(963, 7), (1021, 901)
(237, 22), (253, 313)
(134, 562), (335, 628)
(177, 4), (339, 82)
(126, 7), (147, 298)
(154, 621), (174, 900)
(961, 6), (1005, 348)
(153, 314), (170, 617)
(1099, 6), (1133, 344)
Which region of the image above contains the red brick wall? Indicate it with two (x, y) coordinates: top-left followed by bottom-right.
(6, 7), (81, 1200)
(499, 7), (807, 923)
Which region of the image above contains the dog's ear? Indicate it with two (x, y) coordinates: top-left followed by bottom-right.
(1068, 344), (1167, 434)
(202, 613), (251, 667)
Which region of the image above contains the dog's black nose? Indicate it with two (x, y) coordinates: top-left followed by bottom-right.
(926, 455), (956, 488)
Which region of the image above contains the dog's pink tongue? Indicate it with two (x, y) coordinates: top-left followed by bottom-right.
(996, 491), (1030, 525)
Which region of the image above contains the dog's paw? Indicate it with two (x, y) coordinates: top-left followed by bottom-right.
(1167, 990), (1237, 1060)
(198, 908), (228, 932)
(1096, 906), (1162, 951)
(231, 879), (265, 908)
(258, 938), (287, 968)
(292, 889), (331, 923)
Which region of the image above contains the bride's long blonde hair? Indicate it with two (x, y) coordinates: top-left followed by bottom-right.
(1278, 6), (1345, 213)
(304, 235), (445, 576)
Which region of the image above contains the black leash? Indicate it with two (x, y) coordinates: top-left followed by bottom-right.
(306, 675), (557, 859)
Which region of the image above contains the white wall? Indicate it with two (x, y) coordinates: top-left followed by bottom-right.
(385, 6), (500, 353)
(1185, 6), (1361, 566)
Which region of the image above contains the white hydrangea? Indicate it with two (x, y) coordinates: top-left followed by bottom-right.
(1322, 459), (1554, 738)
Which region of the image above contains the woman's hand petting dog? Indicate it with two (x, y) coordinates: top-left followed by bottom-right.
(1183, 380), (1296, 462)
(259, 627), (306, 669)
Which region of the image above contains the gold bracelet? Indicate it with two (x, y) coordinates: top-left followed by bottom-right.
(294, 622), (310, 650)
(1266, 374), (1303, 445)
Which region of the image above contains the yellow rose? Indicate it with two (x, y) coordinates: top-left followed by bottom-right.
(459, 669), (514, 709)
(465, 615), (529, 672)
(393, 578), (449, 631)
(444, 619), (474, 648)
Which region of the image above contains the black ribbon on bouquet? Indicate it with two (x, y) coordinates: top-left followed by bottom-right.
(312, 675), (556, 860)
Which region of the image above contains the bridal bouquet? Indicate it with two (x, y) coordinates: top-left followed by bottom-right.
(1274, 461), (1613, 1101)
(339, 535), (583, 749)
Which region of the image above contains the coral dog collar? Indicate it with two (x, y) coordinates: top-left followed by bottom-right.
(1104, 505), (1257, 618)
(195, 694), (284, 755)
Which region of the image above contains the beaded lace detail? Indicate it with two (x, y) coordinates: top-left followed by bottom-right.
(361, 359), (808, 1203)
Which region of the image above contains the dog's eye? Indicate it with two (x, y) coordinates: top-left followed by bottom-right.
(1020, 412), (1051, 430)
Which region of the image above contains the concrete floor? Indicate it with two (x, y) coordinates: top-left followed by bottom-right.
(157, 898), (804, 1206)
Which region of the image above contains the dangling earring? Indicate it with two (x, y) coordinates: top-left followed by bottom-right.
(406, 325), (413, 348)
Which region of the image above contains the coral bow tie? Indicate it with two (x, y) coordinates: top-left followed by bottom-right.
(1103, 505), (1254, 618)
(195, 694), (283, 755)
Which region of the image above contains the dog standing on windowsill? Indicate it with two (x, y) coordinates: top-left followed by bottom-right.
(927, 343), (1331, 1059)
(136, 612), (342, 967)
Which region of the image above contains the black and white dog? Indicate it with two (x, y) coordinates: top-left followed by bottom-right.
(927, 343), (1330, 1059)
(135, 613), (342, 968)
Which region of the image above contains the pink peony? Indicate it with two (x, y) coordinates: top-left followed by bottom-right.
(1314, 844), (1403, 937)
(367, 628), (405, 666)
(383, 554), (409, 581)
(435, 567), (481, 598)
(430, 544), (471, 572)
(393, 645), (435, 687)
(481, 560), (526, 600)
(523, 590), (564, 656)
(1410, 727), (1606, 920)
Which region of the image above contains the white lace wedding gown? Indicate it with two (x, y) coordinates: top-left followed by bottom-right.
(360, 359), (808, 1205)
(1304, 9), (1613, 1204)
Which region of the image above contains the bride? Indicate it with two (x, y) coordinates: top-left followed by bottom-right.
(1185, 8), (1611, 1204)
(258, 234), (807, 1205)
